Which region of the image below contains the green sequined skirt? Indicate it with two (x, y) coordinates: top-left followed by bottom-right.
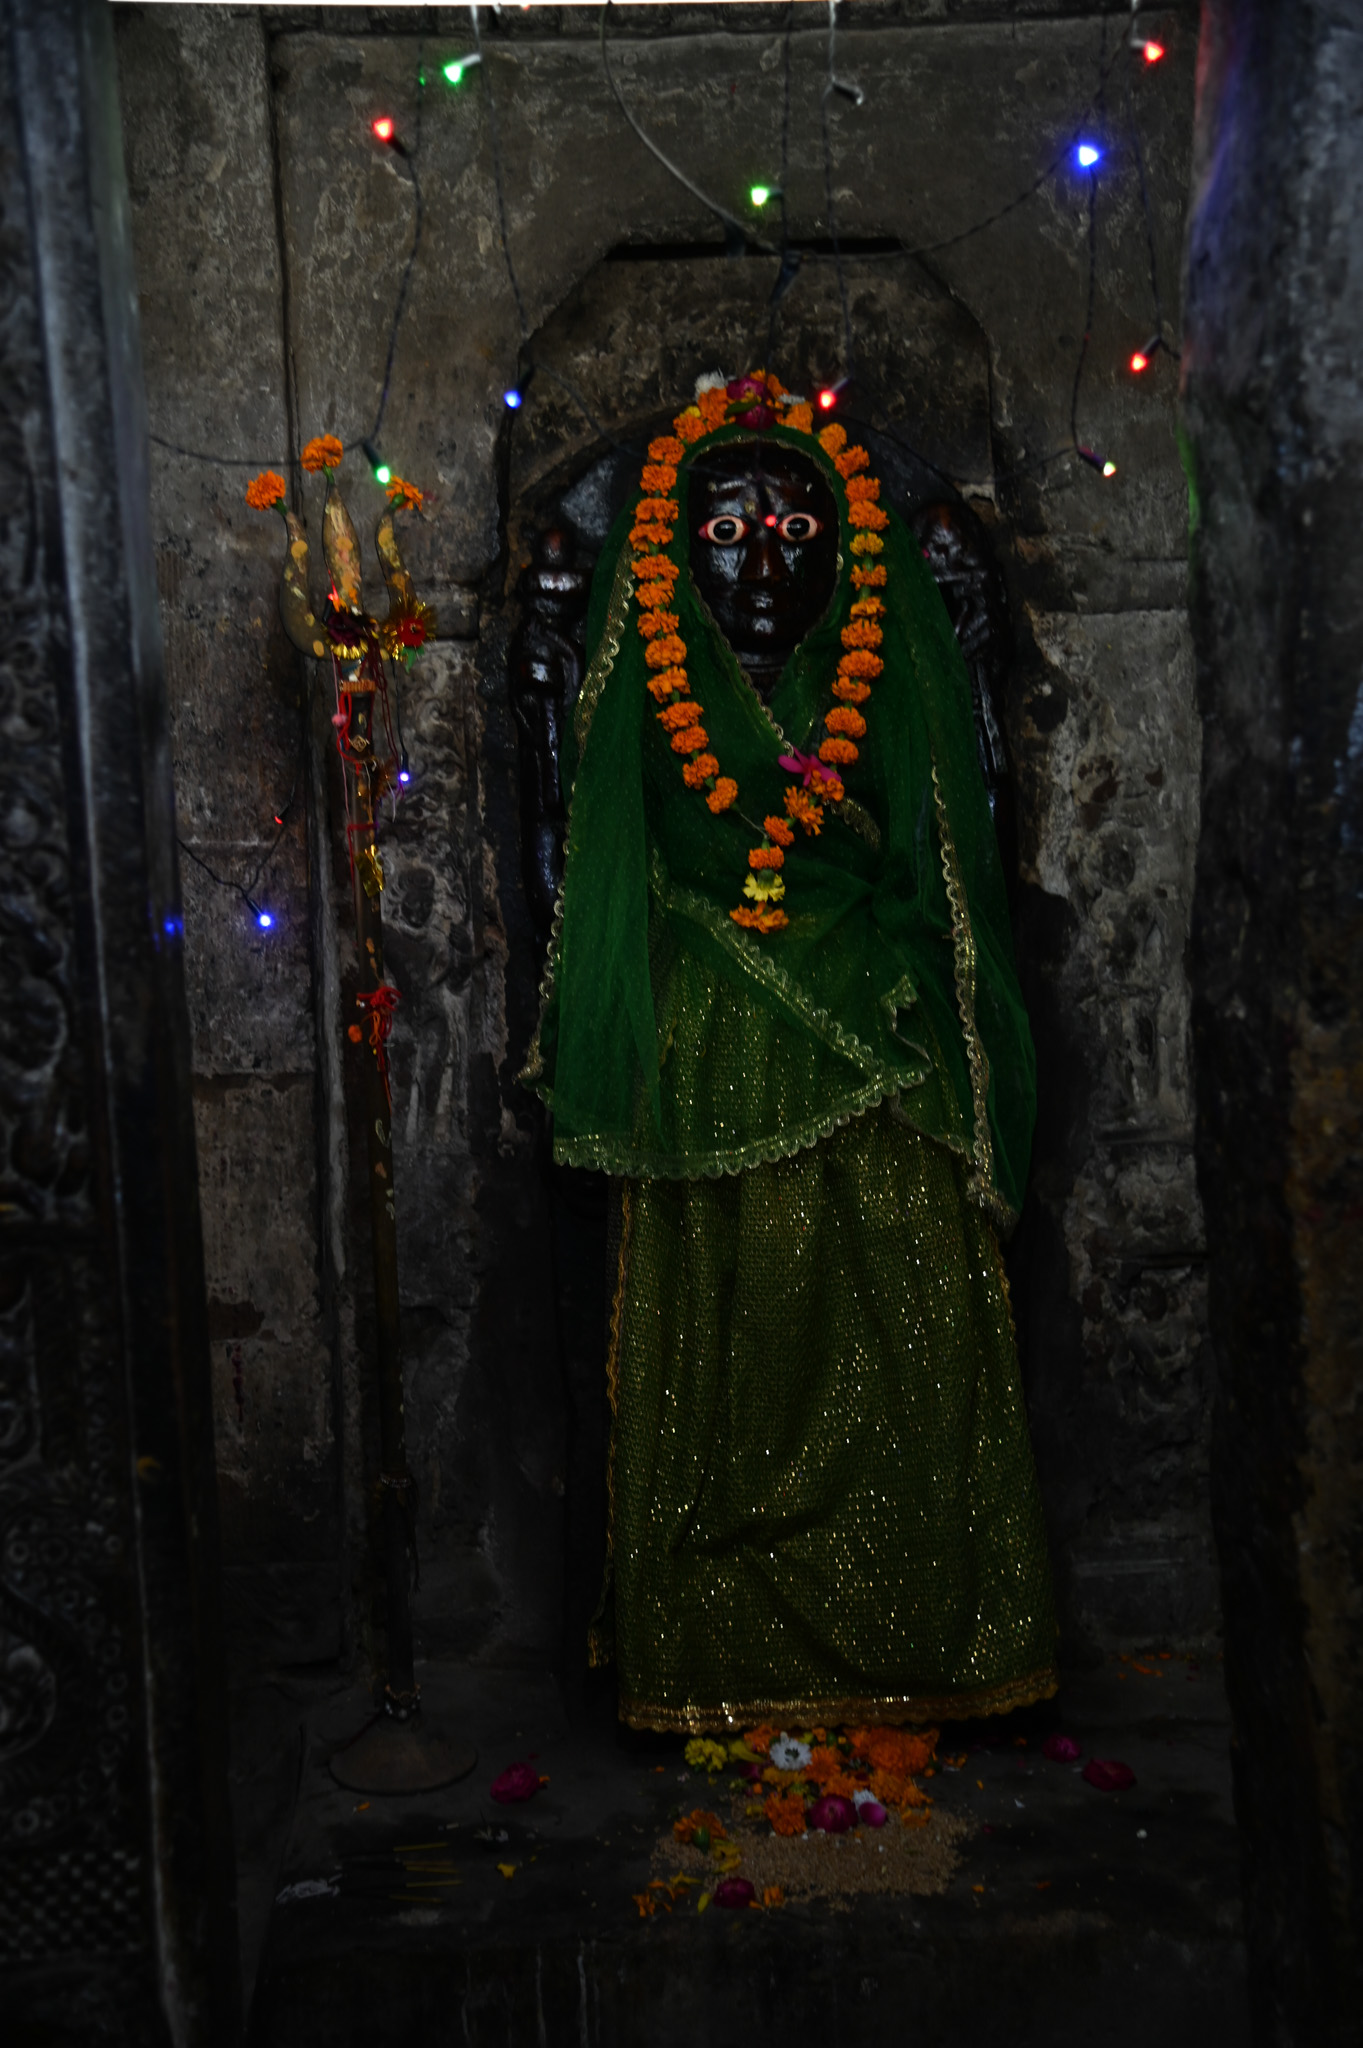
(605, 1101), (1057, 1731)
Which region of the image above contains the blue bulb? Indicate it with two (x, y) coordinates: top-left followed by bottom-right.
(503, 387), (523, 411)
(1076, 143), (1102, 170)
(256, 909), (274, 930)
(398, 769), (412, 785)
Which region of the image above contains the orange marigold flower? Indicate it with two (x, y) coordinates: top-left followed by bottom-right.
(762, 1885), (786, 1909)
(637, 581), (676, 611)
(638, 610), (680, 640)
(842, 619), (883, 650)
(764, 1791), (806, 1838)
(849, 1726), (938, 1778)
(731, 905), (789, 933)
(844, 473), (880, 502)
(851, 594), (886, 617)
(744, 1725), (778, 1756)
(826, 705), (867, 739)
(820, 770), (846, 802)
(385, 474), (423, 511)
(640, 464), (677, 495)
(636, 496), (679, 524)
(301, 433), (344, 473)
(683, 753), (719, 787)
(785, 403), (814, 435)
(630, 522), (673, 550)
(851, 531), (884, 556)
(671, 724), (709, 755)
(707, 777), (739, 813)
(646, 666), (688, 700)
(851, 563), (888, 587)
(763, 816), (795, 846)
(820, 736), (859, 766)
(657, 699), (704, 732)
(818, 423), (848, 457)
(698, 388), (730, 429)
(674, 409), (707, 444)
(633, 553), (679, 586)
(649, 435), (686, 466)
(848, 500), (890, 531)
(645, 634), (689, 669)
(839, 650), (884, 680)
(784, 787), (825, 836)
(833, 677), (872, 705)
(835, 444), (871, 477)
(673, 1808), (727, 1845)
(764, 371), (789, 399)
(749, 845), (785, 871)
(245, 470), (287, 511)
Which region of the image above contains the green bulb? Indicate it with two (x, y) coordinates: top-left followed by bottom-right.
(375, 464), (392, 486)
(443, 59), (464, 85)
(750, 184), (772, 208)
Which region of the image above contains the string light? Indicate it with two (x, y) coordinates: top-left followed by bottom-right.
(1075, 142), (1102, 170)
(503, 387), (523, 411)
(372, 116), (396, 144)
(361, 438), (392, 486)
(1143, 41), (1165, 64)
(750, 184), (775, 208)
(1129, 350), (1149, 374)
(442, 53), (481, 87)
(398, 754), (412, 787)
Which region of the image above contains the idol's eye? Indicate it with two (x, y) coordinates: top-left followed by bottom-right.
(699, 514), (749, 544)
(778, 512), (822, 542)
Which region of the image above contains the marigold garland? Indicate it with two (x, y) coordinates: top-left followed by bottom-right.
(629, 370), (890, 938)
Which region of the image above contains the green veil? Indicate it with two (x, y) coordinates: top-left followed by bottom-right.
(523, 418), (1035, 1227)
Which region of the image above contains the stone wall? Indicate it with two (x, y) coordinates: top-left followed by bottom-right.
(114, 0), (1213, 1680)
(1183, 2), (1363, 2037)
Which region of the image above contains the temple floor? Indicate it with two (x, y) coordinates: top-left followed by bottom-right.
(232, 1652), (1245, 2045)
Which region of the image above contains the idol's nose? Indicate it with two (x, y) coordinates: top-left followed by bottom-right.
(739, 517), (785, 585)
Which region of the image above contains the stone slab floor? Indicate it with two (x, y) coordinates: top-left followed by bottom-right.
(234, 1655), (1245, 2045)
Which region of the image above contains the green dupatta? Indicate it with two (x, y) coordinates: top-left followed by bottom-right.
(522, 422), (1035, 1227)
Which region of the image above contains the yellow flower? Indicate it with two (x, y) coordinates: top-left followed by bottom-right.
(684, 1737), (729, 1774)
(850, 531), (884, 556)
(743, 869), (786, 903)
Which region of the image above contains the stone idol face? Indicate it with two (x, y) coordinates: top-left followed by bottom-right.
(687, 442), (839, 692)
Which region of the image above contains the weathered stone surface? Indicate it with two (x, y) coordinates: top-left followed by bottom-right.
(119, 3), (1210, 1696)
(1182, 1), (1363, 2038)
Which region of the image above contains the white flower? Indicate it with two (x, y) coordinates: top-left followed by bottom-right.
(694, 370), (728, 397)
(769, 1733), (812, 1772)
(852, 1788), (879, 1811)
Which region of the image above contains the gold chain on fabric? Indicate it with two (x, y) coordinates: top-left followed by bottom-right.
(586, 1183), (633, 1669)
(619, 1666), (1059, 1735)
(931, 760), (1015, 1234)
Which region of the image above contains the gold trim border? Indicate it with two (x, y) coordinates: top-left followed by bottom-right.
(619, 1665), (1059, 1735)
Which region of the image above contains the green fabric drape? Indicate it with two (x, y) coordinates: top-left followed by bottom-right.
(523, 423), (1035, 1228)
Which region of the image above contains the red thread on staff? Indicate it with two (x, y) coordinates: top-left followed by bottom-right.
(357, 982), (401, 1109)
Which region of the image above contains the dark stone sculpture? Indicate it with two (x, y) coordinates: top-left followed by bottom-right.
(509, 528), (591, 955)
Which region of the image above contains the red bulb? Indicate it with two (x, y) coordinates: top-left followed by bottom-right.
(372, 115), (395, 142)
(1143, 41), (1165, 64)
(1130, 350), (1149, 374)
(764, 513), (778, 527)
(817, 388), (837, 411)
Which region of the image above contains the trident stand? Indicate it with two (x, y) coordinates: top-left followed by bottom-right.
(279, 483), (474, 1795)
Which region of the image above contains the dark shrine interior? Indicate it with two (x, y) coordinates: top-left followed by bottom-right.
(2, 4), (1360, 2046)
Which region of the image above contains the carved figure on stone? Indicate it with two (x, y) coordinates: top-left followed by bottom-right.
(521, 373), (1053, 1732)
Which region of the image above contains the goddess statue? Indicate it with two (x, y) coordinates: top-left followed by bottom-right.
(520, 374), (1055, 1731)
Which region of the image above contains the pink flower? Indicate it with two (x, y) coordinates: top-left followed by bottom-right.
(806, 1794), (857, 1834)
(713, 1876), (757, 1910)
(1082, 1758), (1136, 1792)
(778, 749), (842, 791)
(490, 1761), (541, 1803)
(726, 375), (775, 431)
(857, 1799), (888, 1828)
(1042, 1734), (1082, 1763)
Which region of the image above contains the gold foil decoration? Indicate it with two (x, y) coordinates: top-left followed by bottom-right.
(279, 511), (327, 659)
(376, 511), (437, 658)
(323, 476), (365, 614)
(356, 844), (385, 899)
